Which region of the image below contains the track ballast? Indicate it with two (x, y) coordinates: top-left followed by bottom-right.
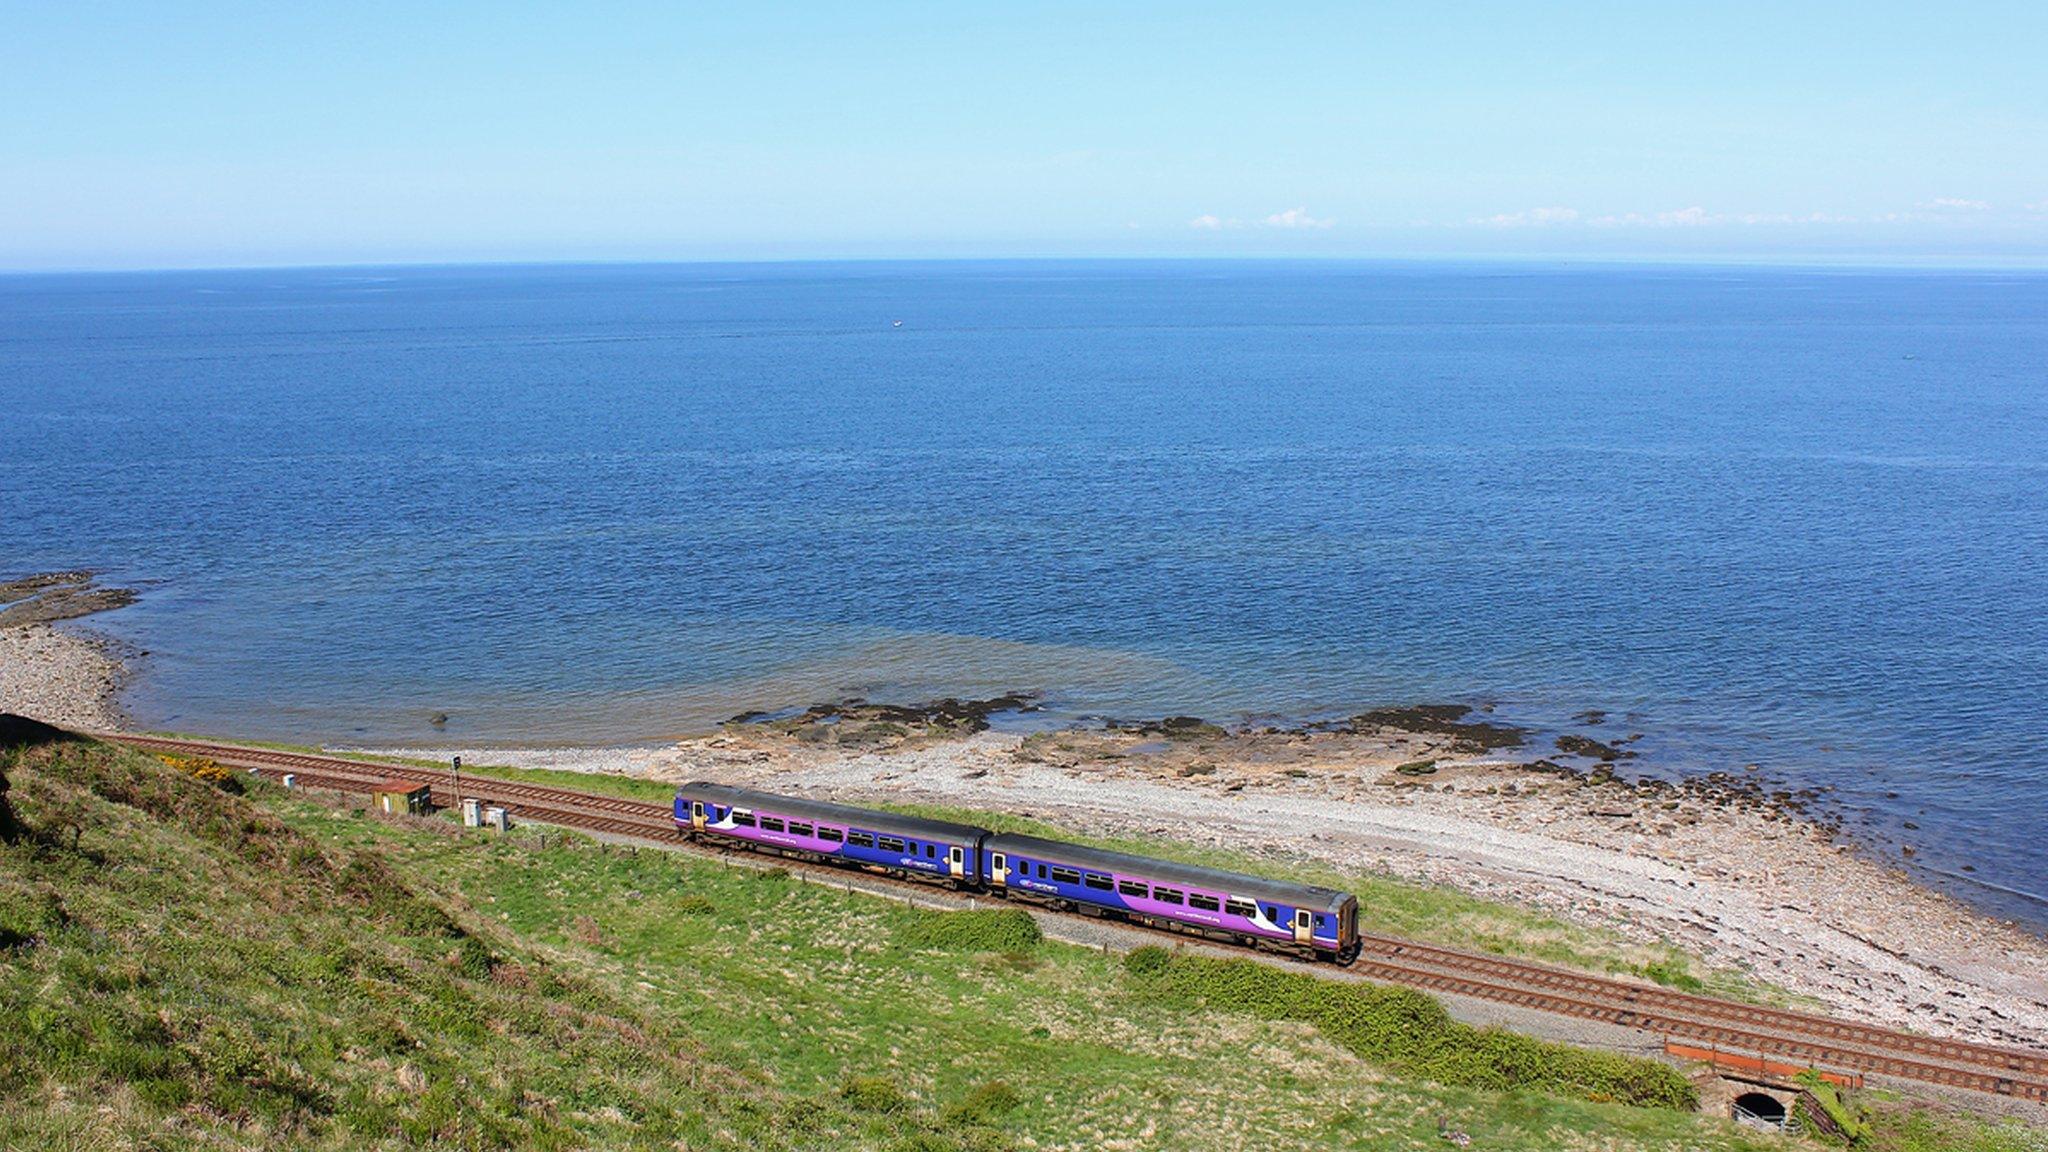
(111, 733), (2048, 1102)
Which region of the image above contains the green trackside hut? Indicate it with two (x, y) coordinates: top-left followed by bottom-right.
(369, 778), (433, 816)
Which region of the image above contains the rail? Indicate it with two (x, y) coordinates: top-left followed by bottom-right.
(111, 733), (2048, 1102)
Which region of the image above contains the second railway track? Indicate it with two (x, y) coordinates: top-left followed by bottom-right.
(116, 733), (2048, 1102)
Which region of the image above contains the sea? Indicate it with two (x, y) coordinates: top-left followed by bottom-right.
(3, 260), (2045, 927)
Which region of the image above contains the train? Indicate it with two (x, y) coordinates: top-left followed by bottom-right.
(675, 781), (1363, 964)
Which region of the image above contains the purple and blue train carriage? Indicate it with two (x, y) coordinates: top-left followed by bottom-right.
(673, 781), (1363, 964)
(676, 782), (987, 885)
(982, 833), (1361, 963)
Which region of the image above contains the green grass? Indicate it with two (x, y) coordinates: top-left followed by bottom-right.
(139, 734), (1789, 1001)
(0, 732), (1822, 1152)
(279, 797), (1763, 1150)
(1122, 947), (1698, 1109)
(1794, 1080), (2048, 1152)
(1857, 1106), (2048, 1152)
(876, 799), (1778, 1003)
(9, 733), (2039, 1151)
(0, 736), (1001, 1150)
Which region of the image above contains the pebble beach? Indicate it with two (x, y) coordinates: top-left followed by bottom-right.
(0, 623), (131, 734)
(368, 713), (2048, 1052)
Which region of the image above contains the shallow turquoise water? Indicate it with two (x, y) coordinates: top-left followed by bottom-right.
(3, 260), (2044, 923)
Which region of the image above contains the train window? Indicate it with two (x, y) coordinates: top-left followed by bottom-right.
(1050, 867), (1080, 884)
(1083, 873), (1113, 891)
(925, 844), (936, 859)
(1153, 887), (1184, 905)
(1225, 899), (1257, 919)
(879, 836), (906, 853)
(847, 830), (875, 848)
(818, 827), (844, 843)
(731, 811), (757, 827)
(1117, 879), (1148, 898)
(789, 822), (814, 837)
(1036, 864), (1047, 879)
(1188, 894), (1220, 912)
(1264, 906), (1279, 922)
(761, 817), (786, 833)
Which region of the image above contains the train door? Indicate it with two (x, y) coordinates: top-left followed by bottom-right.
(948, 845), (966, 878)
(991, 851), (1009, 886)
(690, 800), (707, 831)
(1293, 908), (1313, 945)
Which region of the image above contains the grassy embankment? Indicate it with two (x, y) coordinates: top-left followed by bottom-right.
(307, 747), (1775, 1001)
(0, 727), (1825, 1151)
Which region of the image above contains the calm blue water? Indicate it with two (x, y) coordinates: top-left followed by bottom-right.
(4, 261), (2046, 923)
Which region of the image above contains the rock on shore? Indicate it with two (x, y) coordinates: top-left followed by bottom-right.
(434, 708), (2048, 1051)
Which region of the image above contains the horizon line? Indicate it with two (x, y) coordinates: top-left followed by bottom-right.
(7, 250), (2048, 278)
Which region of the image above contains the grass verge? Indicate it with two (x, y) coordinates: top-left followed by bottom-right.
(1123, 946), (1697, 1109)
(3, 730), (1814, 1151)
(224, 743), (1778, 1001)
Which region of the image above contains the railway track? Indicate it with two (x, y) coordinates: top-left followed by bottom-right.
(117, 733), (2048, 1102)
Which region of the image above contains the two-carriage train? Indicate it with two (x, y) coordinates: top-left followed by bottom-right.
(675, 781), (1362, 964)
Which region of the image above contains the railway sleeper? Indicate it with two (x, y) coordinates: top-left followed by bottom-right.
(132, 740), (2048, 1100)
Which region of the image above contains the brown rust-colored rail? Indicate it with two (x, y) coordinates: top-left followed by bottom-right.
(114, 733), (2048, 1102)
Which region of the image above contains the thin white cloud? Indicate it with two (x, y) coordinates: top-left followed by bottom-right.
(1588, 206), (1717, 227)
(1734, 211), (1858, 225)
(1920, 197), (1991, 211)
(1262, 207), (1333, 229)
(1473, 206), (1580, 227)
(1188, 213), (1244, 230)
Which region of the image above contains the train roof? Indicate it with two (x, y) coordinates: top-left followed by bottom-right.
(679, 782), (990, 843)
(987, 832), (1355, 913)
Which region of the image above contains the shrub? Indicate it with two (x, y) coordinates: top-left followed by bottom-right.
(901, 908), (1042, 952)
(153, 754), (246, 794)
(942, 1080), (1022, 1127)
(1794, 1071), (1869, 1144)
(674, 894), (716, 916)
(1123, 951), (1697, 1111)
(841, 1075), (911, 1113)
(1122, 945), (1174, 978)
(1638, 959), (1704, 992)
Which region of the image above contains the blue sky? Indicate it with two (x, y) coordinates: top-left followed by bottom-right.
(4, 2), (2046, 269)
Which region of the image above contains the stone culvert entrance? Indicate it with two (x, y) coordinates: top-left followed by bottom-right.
(1731, 1091), (1789, 1128)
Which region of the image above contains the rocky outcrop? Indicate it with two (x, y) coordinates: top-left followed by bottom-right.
(726, 693), (1043, 744)
(1350, 704), (1526, 753)
(1555, 733), (1636, 762)
(0, 571), (138, 628)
